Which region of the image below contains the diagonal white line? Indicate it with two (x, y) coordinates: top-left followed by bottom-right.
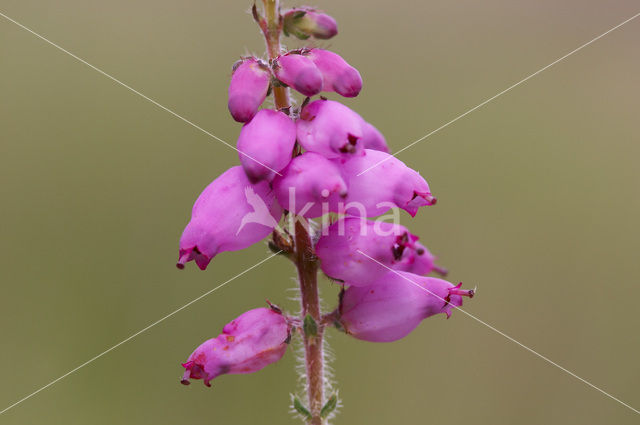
(2, 3), (637, 417)
(357, 11), (640, 176)
(0, 11), (282, 177)
(356, 250), (640, 415)
(0, 251), (281, 416)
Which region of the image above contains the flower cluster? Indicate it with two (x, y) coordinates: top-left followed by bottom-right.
(178, 2), (473, 421)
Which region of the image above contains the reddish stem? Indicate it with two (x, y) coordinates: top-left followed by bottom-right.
(295, 220), (324, 425)
(260, 1), (325, 424)
(261, 0), (289, 110)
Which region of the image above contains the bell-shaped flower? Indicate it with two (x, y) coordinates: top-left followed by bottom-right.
(181, 307), (290, 386)
(394, 240), (448, 276)
(273, 52), (323, 97)
(237, 109), (296, 183)
(228, 58), (271, 123)
(297, 99), (365, 159)
(283, 8), (338, 40)
(334, 149), (436, 217)
(338, 272), (474, 342)
(307, 49), (362, 97)
(272, 152), (347, 218)
(177, 167), (282, 270)
(316, 217), (444, 286)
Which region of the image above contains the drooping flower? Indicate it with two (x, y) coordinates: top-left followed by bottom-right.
(237, 109), (296, 183)
(181, 307), (290, 386)
(361, 122), (389, 153)
(228, 58), (271, 123)
(395, 240), (448, 276)
(334, 149), (436, 217)
(177, 167), (282, 270)
(297, 99), (365, 158)
(307, 49), (362, 97)
(316, 217), (444, 286)
(283, 8), (338, 40)
(272, 152), (347, 218)
(338, 272), (474, 342)
(273, 52), (323, 97)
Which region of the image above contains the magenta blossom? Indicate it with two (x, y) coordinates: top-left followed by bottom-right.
(177, 167), (282, 270)
(228, 58), (271, 122)
(338, 273), (474, 342)
(181, 307), (290, 387)
(316, 217), (444, 286)
(307, 49), (362, 98)
(272, 152), (347, 218)
(273, 52), (323, 97)
(297, 99), (365, 158)
(395, 240), (448, 276)
(334, 149), (436, 217)
(237, 109), (296, 182)
(179, 2), (474, 421)
(361, 122), (389, 153)
(283, 8), (338, 40)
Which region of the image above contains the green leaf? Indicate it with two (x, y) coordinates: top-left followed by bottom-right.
(292, 10), (307, 20)
(293, 396), (311, 419)
(303, 314), (318, 337)
(293, 31), (311, 40)
(321, 394), (338, 418)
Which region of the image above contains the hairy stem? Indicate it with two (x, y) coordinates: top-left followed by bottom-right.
(295, 220), (324, 425)
(262, 0), (290, 110)
(261, 1), (325, 423)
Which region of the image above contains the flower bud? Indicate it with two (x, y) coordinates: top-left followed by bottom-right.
(283, 8), (338, 40)
(272, 152), (347, 218)
(297, 99), (365, 158)
(273, 52), (323, 97)
(237, 109), (296, 183)
(177, 167), (282, 270)
(338, 272), (474, 342)
(334, 149), (436, 217)
(307, 49), (362, 98)
(228, 58), (271, 123)
(316, 217), (443, 286)
(181, 307), (290, 386)
(361, 122), (389, 153)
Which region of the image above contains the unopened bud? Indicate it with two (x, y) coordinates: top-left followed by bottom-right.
(228, 58), (271, 122)
(283, 8), (338, 40)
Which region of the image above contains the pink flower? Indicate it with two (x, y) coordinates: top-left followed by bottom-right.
(272, 152), (347, 218)
(237, 109), (296, 183)
(273, 52), (323, 97)
(334, 149), (436, 217)
(181, 307), (290, 386)
(338, 273), (474, 342)
(177, 167), (282, 270)
(283, 8), (338, 40)
(228, 58), (271, 123)
(316, 217), (444, 286)
(361, 122), (389, 153)
(394, 240), (448, 277)
(307, 49), (362, 97)
(297, 99), (365, 158)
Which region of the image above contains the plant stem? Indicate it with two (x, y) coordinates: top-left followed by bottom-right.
(261, 2), (325, 423)
(262, 0), (290, 110)
(295, 220), (324, 425)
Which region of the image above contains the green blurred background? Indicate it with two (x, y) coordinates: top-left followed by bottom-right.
(1, 0), (639, 423)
